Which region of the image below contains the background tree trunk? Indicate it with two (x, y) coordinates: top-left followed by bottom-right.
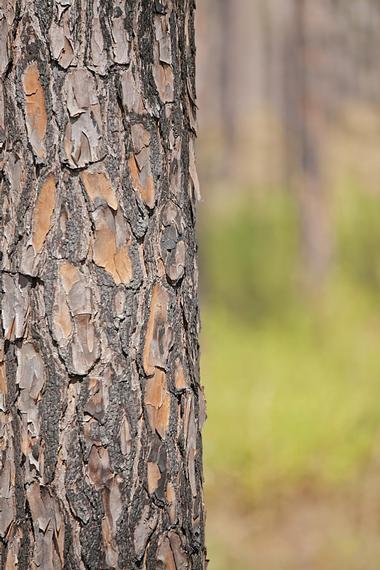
(0, 1), (206, 568)
(219, 0), (236, 177)
(283, 0), (331, 289)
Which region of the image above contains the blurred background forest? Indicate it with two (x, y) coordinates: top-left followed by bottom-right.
(196, 1), (380, 568)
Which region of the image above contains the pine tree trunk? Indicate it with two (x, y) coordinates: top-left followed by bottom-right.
(0, 1), (206, 568)
(283, 0), (330, 289)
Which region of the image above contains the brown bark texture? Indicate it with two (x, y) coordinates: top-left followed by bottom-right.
(0, 1), (206, 568)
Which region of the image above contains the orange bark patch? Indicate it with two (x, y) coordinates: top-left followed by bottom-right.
(32, 175), (56, 253)
(174, 359), (187, 391)
(0, 362), (6, 396)
(92, 208), (117, 275)
(145, 369), (166, 408)
(114, 245), (133, 284)
(102, 475), (122, 568)
(52, 286), (72, 344)
(120, 415), (131, 457)
(145, 370), (171, 439)
(0, 360), (6, 412)
(58, 261), (81, 293)
(189, 139), (201, 201)
(128, 155), (155, 208)
(156, 390), (171, 439)
(80, 170), (118, 210)
(153, 63), (174, 103)
(87, 446), (112, 489)
(147, 462), (161, 495)
(156, 537), (176, 570)
(22, 63), (48, 160)
(166, 481), (176, 524)
(26, 482), (65, 567)
(92, 208), (133, 285)
(143, 284), (170, 376)
(4, 537), (18, 569)
(131, 124), (150, 151)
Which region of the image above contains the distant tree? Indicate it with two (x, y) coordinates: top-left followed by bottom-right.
(219, 0), (236, 175)
(283, 0), (331, 287)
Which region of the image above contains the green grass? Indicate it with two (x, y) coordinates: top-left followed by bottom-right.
(200, 186), (380, 500)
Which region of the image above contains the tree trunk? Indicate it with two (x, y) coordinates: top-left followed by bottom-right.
(219, 0), (235, 178)
(283, 0), (331, 289)
(0, 1), (206, 568)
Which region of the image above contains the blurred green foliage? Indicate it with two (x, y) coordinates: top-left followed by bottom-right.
(200, 191), (299, 322)
(336, 178), (380, 290)
(200, 184), (380, 501)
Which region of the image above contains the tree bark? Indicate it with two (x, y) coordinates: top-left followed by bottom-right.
(0, 1), (206, 568)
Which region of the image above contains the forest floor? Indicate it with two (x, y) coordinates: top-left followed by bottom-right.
(206, 476), (380, 570)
